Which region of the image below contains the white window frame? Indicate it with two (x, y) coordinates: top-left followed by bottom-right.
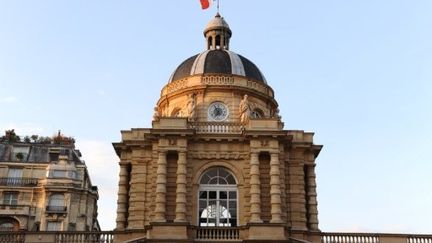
(198, 167), (238, 227)
(3, 192), (18, 205)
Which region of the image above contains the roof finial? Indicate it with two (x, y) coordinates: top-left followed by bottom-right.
(216, 0), (220, 15)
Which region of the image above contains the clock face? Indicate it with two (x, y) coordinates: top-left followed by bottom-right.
(208, 102), (229, 121)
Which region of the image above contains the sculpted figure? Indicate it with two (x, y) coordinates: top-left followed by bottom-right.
(239, 94), (251, 123)
(153, 106), (160, 121)
(186, 93), (197, 121)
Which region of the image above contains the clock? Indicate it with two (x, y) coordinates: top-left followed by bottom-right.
(208, 102), (229, 121)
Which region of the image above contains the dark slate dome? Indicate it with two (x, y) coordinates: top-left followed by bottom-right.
(168, 14), (267, 84)
(169, 50), (267, 84)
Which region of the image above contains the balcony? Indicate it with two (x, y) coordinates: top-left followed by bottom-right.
(196, 227), (241, 240)
(189, 122), (243, 134)
(45, 206), (67, 213)
(0, 230), (429, 243)
(0, 177), (38, 187)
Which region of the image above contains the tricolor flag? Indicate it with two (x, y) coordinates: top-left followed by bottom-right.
(200, 0), (211, 10)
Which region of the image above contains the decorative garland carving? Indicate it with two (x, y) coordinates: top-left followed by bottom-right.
(247, 80), (267, 94)
(165, 79), (188, 94)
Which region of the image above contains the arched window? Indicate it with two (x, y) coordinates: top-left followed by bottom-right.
(48, 194), (65, 211)
(171, 108), (182, 117)
(251, 108), (264, 119)
(198, 167), (237, 227)
(208, 36), (213, 49)
(215, 35), (221, 49)
(0, 217), (19, 231)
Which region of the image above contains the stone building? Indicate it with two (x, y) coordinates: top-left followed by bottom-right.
(113, 14), (322, 242)
(0, 131), (99, 232)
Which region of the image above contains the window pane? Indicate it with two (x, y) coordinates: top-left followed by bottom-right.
(199, 200), (207, 210)
(7, 168), (22, 178)
(209, 191), (216, 199)
(199, 191), (207, 199)
(229, 191), (236, 199)
(4, 193), (18, 205)
(49, 194), (64, 207)
(47, 222), (61, 231)
(226, 175), (236, 184)
(219, 191), (227, 199)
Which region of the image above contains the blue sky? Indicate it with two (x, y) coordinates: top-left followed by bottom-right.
(0, 0), (431, 233)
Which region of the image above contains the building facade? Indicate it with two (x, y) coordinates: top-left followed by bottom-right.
(0, 130), (99, 232)
(113, 14), (322, 242)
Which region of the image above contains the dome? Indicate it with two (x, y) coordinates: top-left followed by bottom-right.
(168, 14), (267, 84)
(204, 13), (231, 35)
(169, 50), (267, 83)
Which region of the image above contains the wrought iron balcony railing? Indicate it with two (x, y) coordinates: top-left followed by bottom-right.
(0, 177), (38, 187)
(45, 206), (67, 213)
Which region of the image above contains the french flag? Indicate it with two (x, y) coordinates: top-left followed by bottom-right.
(200, 0), (211, 10)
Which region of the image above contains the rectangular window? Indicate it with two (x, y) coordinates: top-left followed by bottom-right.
(50, 170), (66, 178)
(46, 221), (62, 231)
(7, 168), (23, 178)
(3, 192), (18, 205)
(6, 168), (23, 186)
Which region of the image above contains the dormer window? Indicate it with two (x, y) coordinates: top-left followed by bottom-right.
(12, 147), (29, 161)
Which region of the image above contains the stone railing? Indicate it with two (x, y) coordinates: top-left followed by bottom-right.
(0, 231), (115, 243)
(56, 232), (114, 243)
(321, 232), (379, 243)
(196, 227), (240, 240)
(0, 232), (25, 242)
(189, 122), (243, 134)
(1, 230), (431, 243)
(320, 232), (432, 243)
(0, 177), (38, 187)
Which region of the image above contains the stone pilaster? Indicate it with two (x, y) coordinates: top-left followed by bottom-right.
(154, 151), (167, 222)
(116, 163), (129, 230)
(175, 151), (187, 222)
(306, 164), (319, 231)
(127, 162), (147, 229)
(289, 160), (307, 230)
(270, 152), (283, 223)
(249, 152), (262, 223)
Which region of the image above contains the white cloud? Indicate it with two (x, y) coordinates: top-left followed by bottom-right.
(76, 140), (119, 230)
(0, 96), (18, 104)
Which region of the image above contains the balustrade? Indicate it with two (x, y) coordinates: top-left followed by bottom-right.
(408, 236), (432, 243)
(56, 232), (114, 243)
(0, 230), (430, 243)
(189, 122), (243, 134)
(196, 227), (240, 240)
(321, 232), (379, 243)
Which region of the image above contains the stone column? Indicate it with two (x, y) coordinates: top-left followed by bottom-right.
(306, 164), (319, 230)
(270, 152), (283, 223)
(175, 151), (187, 222)
(116, 163), (129, 229)
(249, 152), (262, 223)
(154, 151), (167, 222)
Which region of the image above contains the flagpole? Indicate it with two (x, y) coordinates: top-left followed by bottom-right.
(217, 0), (220, 14)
